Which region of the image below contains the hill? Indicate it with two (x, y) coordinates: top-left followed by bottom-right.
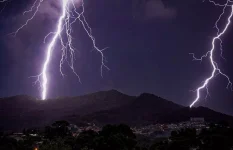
(82, 93), (183, 125)
(0, 90), (134, 130)
(82, 93), (233, 126)
(0, 90), (233, 131)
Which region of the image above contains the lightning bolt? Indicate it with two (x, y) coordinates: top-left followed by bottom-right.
(204, 0), (233, 7)
(0, 0), (9, 14)
(6, 0), (108, 100)
(190, 0), (233, 108)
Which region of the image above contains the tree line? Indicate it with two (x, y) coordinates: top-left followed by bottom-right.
(1, 121), (233, 150)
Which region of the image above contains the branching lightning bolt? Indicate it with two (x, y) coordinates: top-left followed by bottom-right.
(4, 0), (108, 100)
(0, 0), (9, 14)
(2, 0), (233, 104)
(190, 0), (233, 108)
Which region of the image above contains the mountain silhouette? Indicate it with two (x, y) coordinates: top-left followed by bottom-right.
(0, 90), (233, 131)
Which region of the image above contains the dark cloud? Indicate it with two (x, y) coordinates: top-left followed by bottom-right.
(145, 0), (176, 19)
(133, 0), (176, 20)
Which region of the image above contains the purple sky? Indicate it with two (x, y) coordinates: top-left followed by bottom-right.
(0, 0), (233, 115)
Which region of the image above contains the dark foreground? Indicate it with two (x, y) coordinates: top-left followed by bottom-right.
(1, 120), (233, 150)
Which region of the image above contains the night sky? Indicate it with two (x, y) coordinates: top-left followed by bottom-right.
(0, 0), (233, 115)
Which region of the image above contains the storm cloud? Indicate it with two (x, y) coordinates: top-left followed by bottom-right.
(145, 0), (176, 19)
(133, 0), (176, 20)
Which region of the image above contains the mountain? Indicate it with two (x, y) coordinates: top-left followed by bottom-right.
(157, 106), (233, 124)
(0, 90), (233, 131)
(83, 93), (233, 126)
(82, 93), (184, 125)
(0, 90), (134, 131)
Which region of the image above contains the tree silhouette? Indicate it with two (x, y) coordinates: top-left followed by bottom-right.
(76, 124), (137, 150)
(45, 121), (71, 139)
(40, 138), (72, 150)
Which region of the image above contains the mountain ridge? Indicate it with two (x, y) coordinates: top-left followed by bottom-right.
(0, 90), (232, 131)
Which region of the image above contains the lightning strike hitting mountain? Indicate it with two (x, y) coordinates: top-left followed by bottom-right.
(3, 0), (108, 100)
(190, 0), (233, 108)
(2, 0), (232, 104)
